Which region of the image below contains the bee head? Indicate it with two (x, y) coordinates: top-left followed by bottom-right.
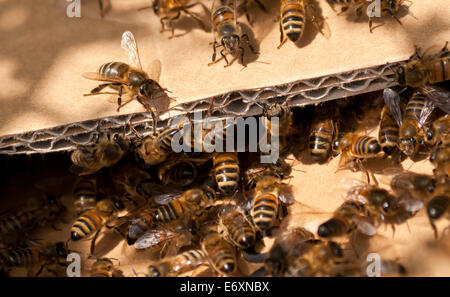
(399, 137), (417, 156)
(388, 0), (397, 9)
(222, 34), (240, 54)
(427, 195), (450, 220)
(55, 242), (68, 258)
(396, 66), (406, 85)
(139, 79), (155, 98)
(152, 0), (159, 15)
(112, 133), (129, 151)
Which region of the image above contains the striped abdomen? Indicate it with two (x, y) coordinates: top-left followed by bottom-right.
(201, 232), (237, 276)
(280, 0), (306, 42)
(0, 211), (36, 235)
(425, 56), (450, 84)
(221, 210), (256, 249)
(379, 106), (399, 156)
(73, 178), (97, 214)
(212, 3), (236, 33)
(251, 191), (279, 232)
(98, 62), (130, 80)
(318, 201), (364, 238)
(3, 248), (40, 267)
(153, 199), (186, 223)
(165, 249), (207, 276)
(213, 152), (240, 194)
(349, 136), (381, 157)
(127, 209), (153, 244)
(70, 209), (105, 241)
(309, 119), (334, 160)
(404, 92), (425, 122)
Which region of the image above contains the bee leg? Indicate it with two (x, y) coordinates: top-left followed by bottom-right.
(168, 11), (181, 39)
(385, 9), (402, 25)
(241, 34), (258, 54)
(239, 46), (247, 67)
(116, 85), (123, 112)
(89, 83), (116, 94)
(440, 41), (449, 56)
(35, 264), (46, 277)
(241, 2), (253, 26)
(326, 0), (337, 12)
(208, 41), (219, 66)
(160, 16), (169, 33)
(429, 217), (439, 240)
(98, 0), (104, 18)
(221, 49), (231, 68)
(337, 6), (349, 16)
(277, 22), (287, 49)
(89, 225), (104, 256)
(254, 0), (267, 12)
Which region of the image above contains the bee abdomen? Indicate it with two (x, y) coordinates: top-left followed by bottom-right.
(4, 248), (39, 267)
(213, 153), (239, 194)
(309, 127), (333, 160)
(212, 5), (235, 29)
(98, 62), (129, 79)
(153, 200), (185, 223)
(318, 218), (348, 238)
(427, 57), (450, 84)
(280, 2), (305, 42)
(0, 212), (35, 235)
(73, 178), (97, 213)
(228, 222), (256, 248)
(405, 93), (426, 120)
(211, 246), (236, 275)
(71, 211), (103, 241)
(251, 194), (278, 231)
(351, 136), (381, 157)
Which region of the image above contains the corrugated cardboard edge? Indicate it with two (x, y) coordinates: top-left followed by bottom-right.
(0, 60), (399, 155)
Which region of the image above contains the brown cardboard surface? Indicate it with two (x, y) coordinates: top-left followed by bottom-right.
(1, 0), (449, 138)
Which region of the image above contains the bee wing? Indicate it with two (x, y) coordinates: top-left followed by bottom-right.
(417, 98), (436, 128)
(153, 192), (182, 205)
(383, 88), (403, 127)
(82, 72), (127, 84)
(134, 228), (176, 250)
(147, 59), (162, 82)
(279, 185), (295, 205)
(121, 31), (143, 70)
(421, 85), (450, 114)
(233, 0), (237, 27)
(354, 217), (377, 236)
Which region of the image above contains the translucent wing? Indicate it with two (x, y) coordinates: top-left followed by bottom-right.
(279, 185), (295, 205)
(82, 72), (127, 84)
(418, 98), (435, 128)
(354, 217), (377, 236)
(121, 31), (142, 70)
(383, 88), (403, 127)
(134, 228), (177, 250)
(421, 85), (450, 114)
(306, 1), (331, 39)
(148, 59), (162, 82)
(153, 192), (182, 205)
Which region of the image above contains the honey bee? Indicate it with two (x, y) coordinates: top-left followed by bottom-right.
(213, 152), (240, 195)
(247, 171), (294, 233)
(430, 145), (450, 183)
(73, 177), (98, 215)
(326, 0), (406, 33)
(143, 0), (208, 39)
(201, 231), (237, 276)
(424, 115), (450, 148)
(70, 198), (126, 255)
(127, 206), (156, 245)
(250, 227), (315, 276)
(147, 249), (208, 277)
(89, 258), (124, 277)
(83, 31), (170, 128)
(135, 120), (189, 166)
(330, 258), (407, 277)
(396, 43), (450, 89)
(218, 204), (256, 249)
(284, 240), (343, 277)
(391, 172), (436, 212)
(158, 158), (197, 187)
(379, 93), (401, 156)
(308, 103), (338, 161)
(427, 183), (450, 239)
(209, 0), (258, 67)
(0, 194), (64, 238)
(278, 0), (330, 49)
(70, 133), (129, 176)
(332, 133), (382, 171)
(318, 185), (413, 240)
(152, 185), (216, 224)
(1, 242), (69, 277)
(110, 165), (154, 201)
(262, 102), (293, 156)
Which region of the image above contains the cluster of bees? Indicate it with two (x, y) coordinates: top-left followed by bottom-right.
(0, 37), (448, 276)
